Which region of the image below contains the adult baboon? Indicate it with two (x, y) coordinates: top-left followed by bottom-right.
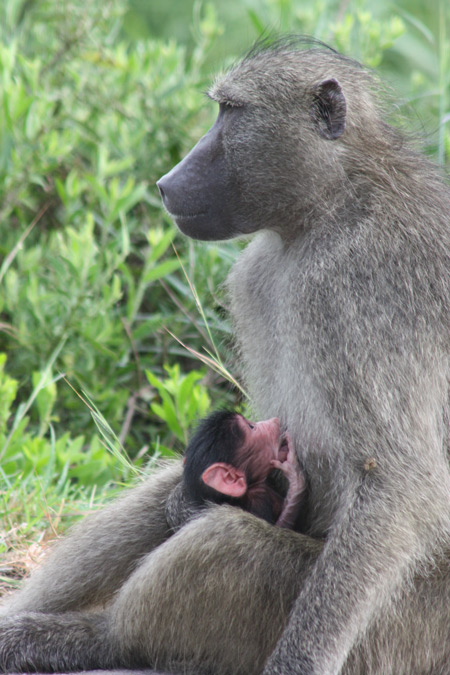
(1, 38), (450, 674)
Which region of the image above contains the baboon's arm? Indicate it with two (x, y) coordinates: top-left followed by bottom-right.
(261, 421), (449, 674)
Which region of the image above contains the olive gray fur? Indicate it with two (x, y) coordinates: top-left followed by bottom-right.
(1, 38), (450, 674)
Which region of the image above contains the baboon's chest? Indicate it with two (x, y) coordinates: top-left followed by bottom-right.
(228, 234), (359, 531)
(228, 241), (295, 399)
(227, 234), (328, 420)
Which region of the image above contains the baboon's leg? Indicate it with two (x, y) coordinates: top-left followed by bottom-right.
(112, 507), (321, 675)
(0, 463), (182, 616)
(0, 507), (321, 674)
(1, 507), (449, 675)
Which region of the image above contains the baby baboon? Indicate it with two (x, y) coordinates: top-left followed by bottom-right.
(1, 37), (450, 675)
(182, 411), (305, 528)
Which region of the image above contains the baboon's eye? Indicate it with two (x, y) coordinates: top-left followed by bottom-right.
(219, 102), (233, 114)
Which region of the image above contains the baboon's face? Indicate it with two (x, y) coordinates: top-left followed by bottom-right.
(157, 104), (239, 240)
(157, 50), (346, 241)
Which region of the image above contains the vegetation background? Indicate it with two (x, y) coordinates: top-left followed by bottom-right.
(0, 0), (449, 588)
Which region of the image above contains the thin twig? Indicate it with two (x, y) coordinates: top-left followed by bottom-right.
(62, 377), (96, 414)
(0, 202), (52, 285)
(121, 317), (143, 391)
(171, 243), (222, 365)
(118, 393), (138, 447)
(164, 327), (248, 398)
(159, 278), (211, 346)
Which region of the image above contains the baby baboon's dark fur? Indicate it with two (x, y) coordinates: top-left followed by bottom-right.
(1, 38), (450, 675)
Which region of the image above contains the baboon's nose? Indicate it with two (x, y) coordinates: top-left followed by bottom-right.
(157, 173), (180, 215)
(156, 178), (166, 203)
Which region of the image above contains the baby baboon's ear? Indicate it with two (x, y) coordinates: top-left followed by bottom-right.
(311, 78), (346, 140)
(201, 463), (247, 498)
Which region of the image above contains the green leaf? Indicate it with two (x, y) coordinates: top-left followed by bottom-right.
(247, 9), (265, 34)
(143, 259), (180, 284)
(109, 183), (147, 222)
(147, 227), (177, 264)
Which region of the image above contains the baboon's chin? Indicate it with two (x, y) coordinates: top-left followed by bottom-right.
(174, 213), (238, 241)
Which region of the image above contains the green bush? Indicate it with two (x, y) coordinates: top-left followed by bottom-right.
(0, 0), (235, 487)
(0, 0), (448, 504)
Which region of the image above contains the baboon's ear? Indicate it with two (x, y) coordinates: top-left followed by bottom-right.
(311, 78), (346, 140)
(202, 462), (247, 498)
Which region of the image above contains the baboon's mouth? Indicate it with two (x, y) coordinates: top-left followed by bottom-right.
(173, 211), (207, 219)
